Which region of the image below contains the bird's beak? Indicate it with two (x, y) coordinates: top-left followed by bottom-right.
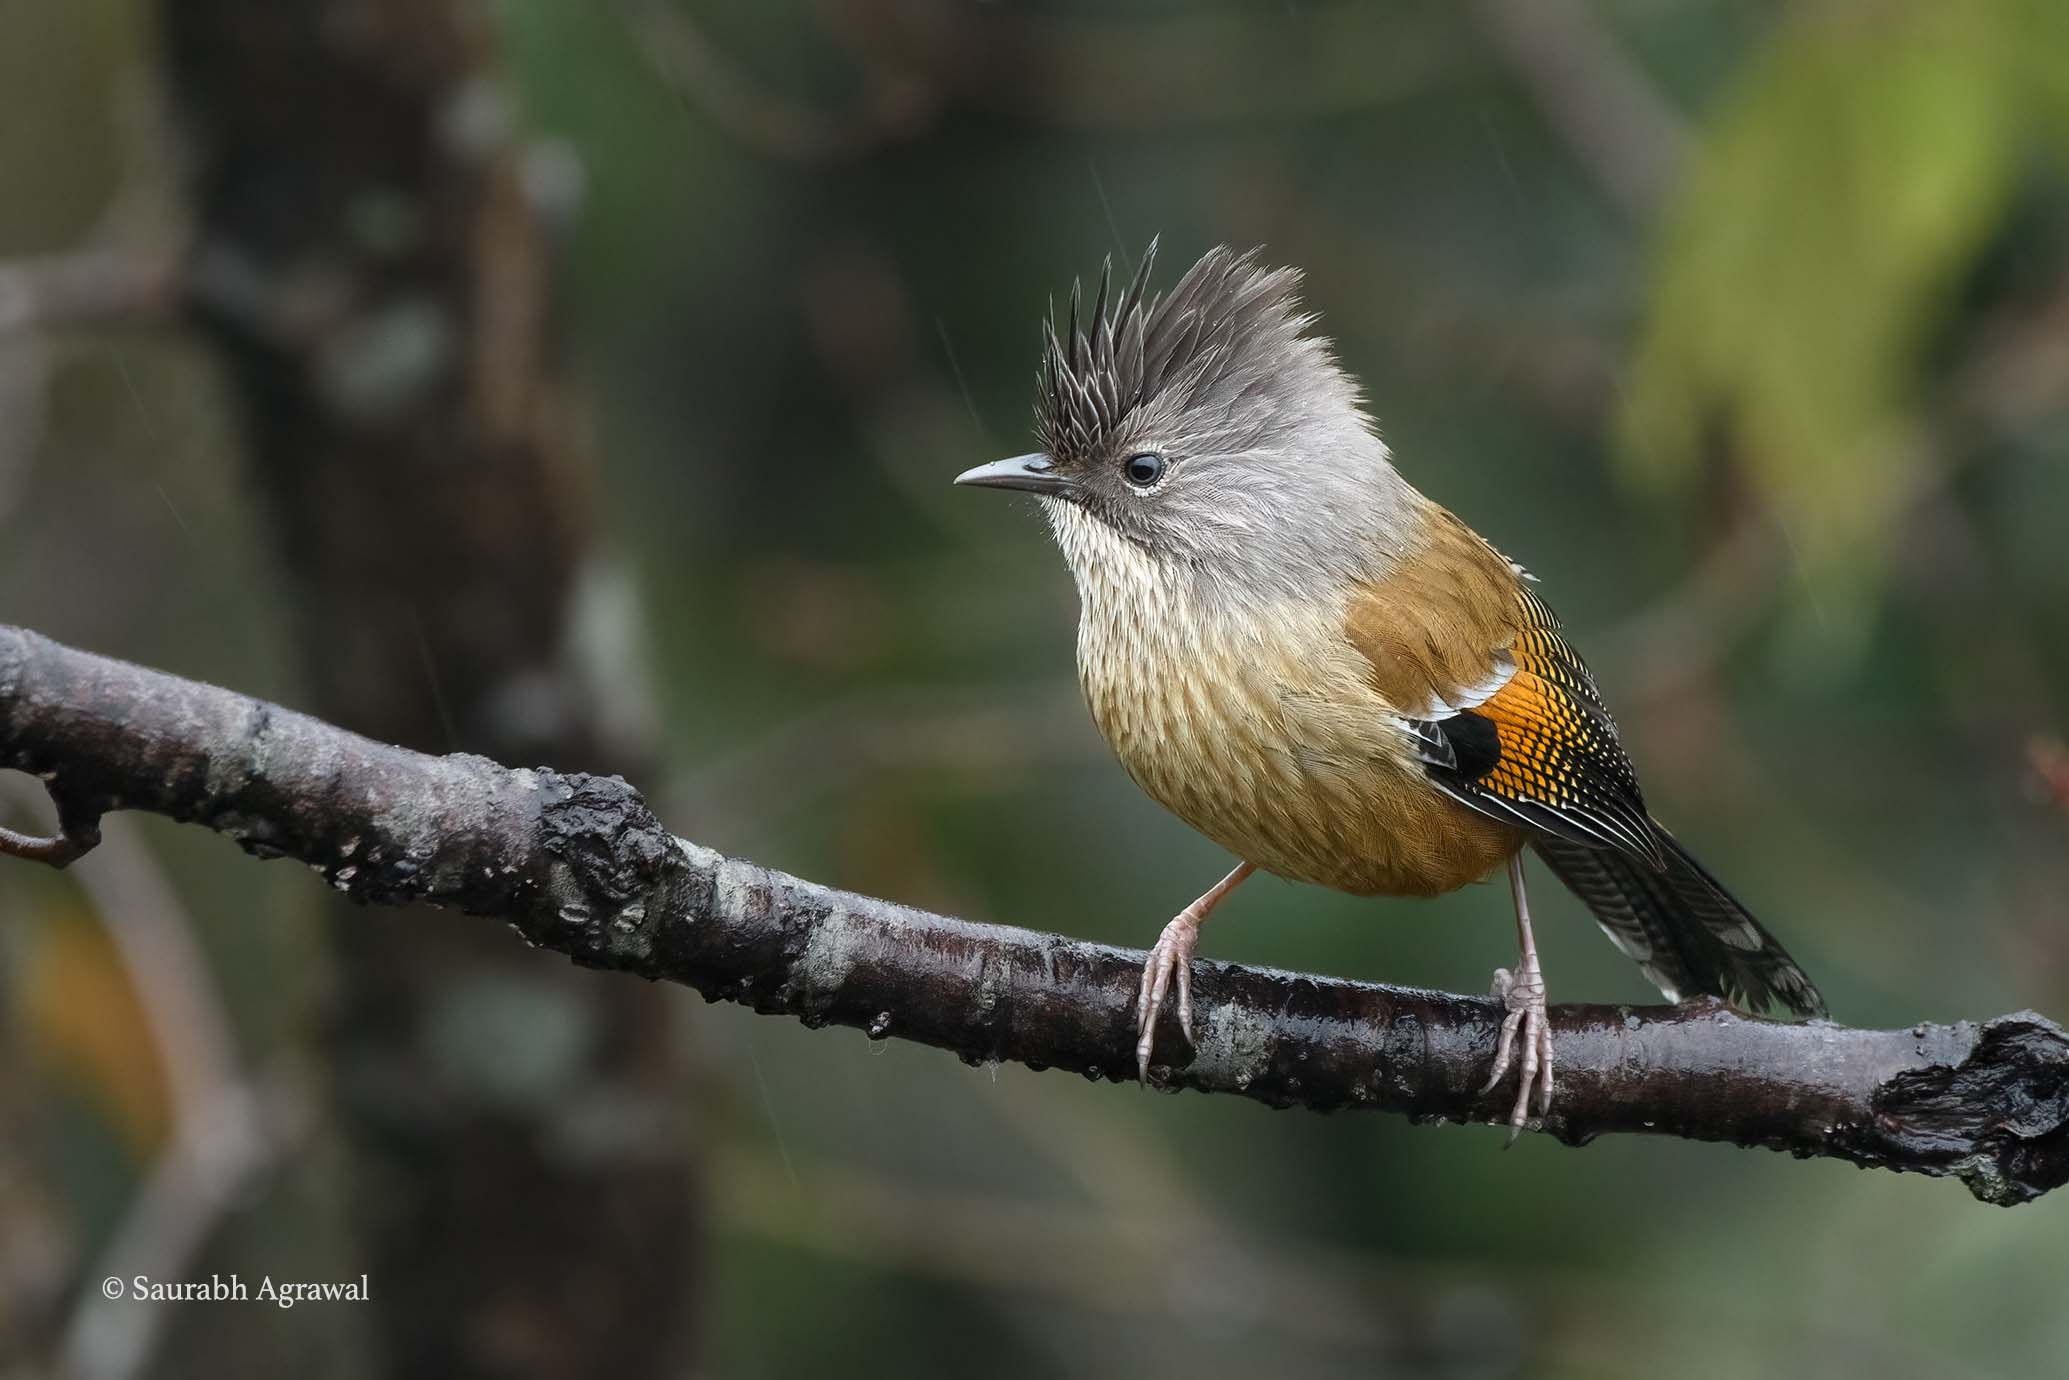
(952, 453), (1074, 498)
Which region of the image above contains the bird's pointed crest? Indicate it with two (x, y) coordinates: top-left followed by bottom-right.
(1034, 240), (1312, 461)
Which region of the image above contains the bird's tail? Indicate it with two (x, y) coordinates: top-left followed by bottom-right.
(1532, 825), (1826, 1018)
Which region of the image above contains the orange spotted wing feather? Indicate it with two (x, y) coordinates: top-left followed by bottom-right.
(1428, 591), (1662, 866)
(1349, 511), (1663, 868)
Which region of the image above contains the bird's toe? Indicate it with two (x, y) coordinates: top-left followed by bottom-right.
(1484, 954), (1552, 1140)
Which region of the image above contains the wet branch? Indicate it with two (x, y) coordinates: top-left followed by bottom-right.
(4, 623), (2066, 1206)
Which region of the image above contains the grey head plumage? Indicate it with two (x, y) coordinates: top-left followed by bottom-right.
(1037, 240), (1322, 463)
(1020, 242), (1424, 598)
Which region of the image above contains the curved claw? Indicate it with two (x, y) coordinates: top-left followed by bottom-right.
(1134, 913), (1201, 1082)
(1481, 956), (1554, 1142)
(1130, 863), (1254, 1084)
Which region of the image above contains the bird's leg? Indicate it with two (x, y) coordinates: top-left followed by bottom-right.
(1481, 852), (1554, 1141)
(1135, 861), (1255, 1082)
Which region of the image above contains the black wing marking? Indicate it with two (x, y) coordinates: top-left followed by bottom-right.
(1407, 594), (1663, 869)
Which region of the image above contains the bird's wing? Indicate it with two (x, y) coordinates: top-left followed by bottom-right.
(1345, 509), (1664, 870)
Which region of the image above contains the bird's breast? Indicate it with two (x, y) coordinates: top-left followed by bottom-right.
(1067, 538), (1519, 898)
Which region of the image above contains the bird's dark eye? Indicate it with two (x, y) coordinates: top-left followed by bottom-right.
(1122, 452), (1165, 488)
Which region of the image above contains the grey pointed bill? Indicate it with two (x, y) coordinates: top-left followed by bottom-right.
(953, 453), (1074, 497)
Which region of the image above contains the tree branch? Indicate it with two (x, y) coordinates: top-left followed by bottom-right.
(4, 623), (2066, 1206)
(0, 778), (101, 866)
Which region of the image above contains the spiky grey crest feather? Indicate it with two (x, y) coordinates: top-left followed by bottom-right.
(1035, 240), (1322, 463)
(1029, 242), (1421, 601)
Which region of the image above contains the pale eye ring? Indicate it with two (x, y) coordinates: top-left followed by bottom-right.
(1122, 452), (1165, 488)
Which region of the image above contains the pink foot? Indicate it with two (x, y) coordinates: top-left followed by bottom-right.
(1134, 910), (1202, 1081)
(1481, 950), (1554, 1142)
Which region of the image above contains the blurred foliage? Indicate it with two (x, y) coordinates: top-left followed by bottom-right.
(1, 0), (2068, 1377)
(1622, 0), (2069, 651)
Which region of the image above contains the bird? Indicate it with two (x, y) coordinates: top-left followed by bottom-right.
(953, 241), (1826, 1136)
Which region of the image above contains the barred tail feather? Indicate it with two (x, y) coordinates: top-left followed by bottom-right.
(1532, 826), (1826, 1019)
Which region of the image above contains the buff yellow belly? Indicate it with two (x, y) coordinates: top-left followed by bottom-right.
(1076, 590), (1522, 899)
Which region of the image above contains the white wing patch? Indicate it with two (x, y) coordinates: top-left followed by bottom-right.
(1414, 651), (1516, 720)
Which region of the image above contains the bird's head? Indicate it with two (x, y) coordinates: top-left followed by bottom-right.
(954, 243), (1418, 602)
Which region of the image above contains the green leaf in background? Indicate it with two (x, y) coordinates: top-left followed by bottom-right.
(1619, 0), (2063, 660)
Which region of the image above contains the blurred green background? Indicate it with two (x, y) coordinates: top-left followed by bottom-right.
(3, 1), (2068, 1376)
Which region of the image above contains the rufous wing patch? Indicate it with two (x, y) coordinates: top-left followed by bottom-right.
(1346, 508), (1662, 867)
(1344, 506), (1524, 714)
